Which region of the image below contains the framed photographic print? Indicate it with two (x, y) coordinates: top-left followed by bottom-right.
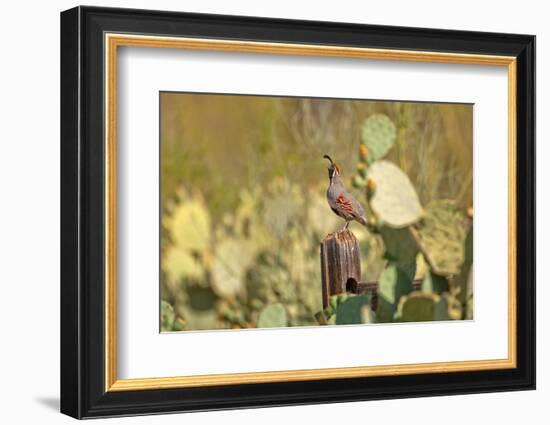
(60, 6), (535, 419)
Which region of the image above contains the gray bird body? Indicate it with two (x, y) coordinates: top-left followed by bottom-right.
(324, 155), (368, 229)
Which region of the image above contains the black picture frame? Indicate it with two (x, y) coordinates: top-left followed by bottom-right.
(61, 5), (535, 419)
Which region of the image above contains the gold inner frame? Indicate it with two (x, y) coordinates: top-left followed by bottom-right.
(104, 33), (517, 392)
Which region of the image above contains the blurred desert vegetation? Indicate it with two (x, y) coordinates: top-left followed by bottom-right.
(160, 92), (473, 331)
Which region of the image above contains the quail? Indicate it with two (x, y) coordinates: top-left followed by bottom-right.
(324, 154), (368, 230)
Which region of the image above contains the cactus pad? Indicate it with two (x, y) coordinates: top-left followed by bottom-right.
(164, 191), (211, 253)
(211, 237), (254, 298)
(160, 300), (176, 331)
(379, 226), (419, 281)
(396, 291), (462, 322)
(377, 263), (414, 322)
(421, 269), (449, 293)
(335, 295), (374, 325)
(163, 246), (204, 283)
(367, 160), (423, 227)
(413, 200), (470, 276)
(360, 114), (397, 164)
(396, 291), (439, 322)
(258, 303), (288, 328)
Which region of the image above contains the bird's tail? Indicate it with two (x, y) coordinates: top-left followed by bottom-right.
(357, 215), (368, 226)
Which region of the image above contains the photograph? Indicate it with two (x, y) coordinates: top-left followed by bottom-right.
(57, 5), (535, 419)
(159, 92), (474, 331)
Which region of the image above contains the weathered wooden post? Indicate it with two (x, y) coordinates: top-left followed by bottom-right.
(320, 229), (362, 309)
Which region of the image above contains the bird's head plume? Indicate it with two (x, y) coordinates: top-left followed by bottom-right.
(323, 154), (341, 179)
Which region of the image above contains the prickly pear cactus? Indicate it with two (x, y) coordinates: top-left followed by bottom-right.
(315, 293), (351, 325)
(335, 295), (374, 325)
(160, 300), (176, 331)
(262, 178), (304, 235)
(258, 303), (288, 328)
(437, 293), (463, 321)
(413, 200), (469, 275)
(367, 160), (423, 227)
(456, 224), (473, 317)
(395, 291), (462, 322)
(163, 246), (205, 284)
(396, 291), (439, 322)
(177, 286), (219, 330)
(282, 230), (323, 315)
(164, 190), (211, 253)
(217, 299), (248, 328)
(352, 174), (368, 189)
(211, 237), (254, 298)
(379, 226), (418, 281)
(356, 162), (367, 178)
(421, 269), (449, 294)
(361, 114), (397, 165)
(162, 190), (211, 288)
(246, 251), (294, 305)
(232, 187), (274, 250)
(376, 263), (414, 322)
